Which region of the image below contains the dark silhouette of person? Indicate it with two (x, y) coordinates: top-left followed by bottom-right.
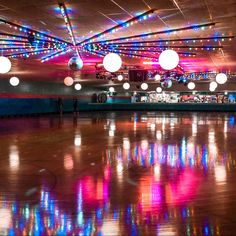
(73, 98), (78, 116)
(57, 97), (63, 116)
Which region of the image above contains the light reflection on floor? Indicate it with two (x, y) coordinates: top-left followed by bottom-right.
(0, 112), (235, 235)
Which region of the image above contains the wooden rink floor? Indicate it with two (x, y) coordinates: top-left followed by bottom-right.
(0, 111), (236, 235)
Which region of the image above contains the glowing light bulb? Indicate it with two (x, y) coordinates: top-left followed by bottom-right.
(187, 82), (195, 90)
(159, 49), (179, 70)
(74, 83), (82, 90)
(109, 87), (115, 93)
(117, 75), (123, 81)
(9, 77), (20, 86)
(216, 73), (227, 84)
(103, 53), (122, 72)
(64, 76), (74, 86)
(0, 56), (11, 74)
(141, 82), (148, 90)
(123, 82), (130, 90)
(156, 87), (162, 93)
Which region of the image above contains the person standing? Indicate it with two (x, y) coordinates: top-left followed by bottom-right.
(57, 97), (63, 117)
(73, 97), (78, 116)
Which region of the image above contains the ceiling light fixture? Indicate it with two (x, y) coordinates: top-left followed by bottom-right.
(64, 76), (74, 86)
(216, 73), (227, 84)
(141, 82), (148, 90)
(159, 49), (179, 70)
(123, 82), (130, 90)
(117, 75), (123, 81)
(103, 53), (122, 72)
(74, 83), (82, 90)
(0, 56), (11, 74)
(156, 87), (162, 93)
(187, 82), (196, 90)
(9, 76), (19, 86)
(109, 87), (115, 93)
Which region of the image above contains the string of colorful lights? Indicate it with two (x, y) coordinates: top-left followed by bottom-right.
(79, 9), (156, 45)
(88, 36), (234, 46)
(90, 22), (216, 44)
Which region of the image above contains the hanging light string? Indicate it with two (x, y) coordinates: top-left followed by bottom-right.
(41, 47), (72, 62)
(89, 44), (222, 51)
(79, 9), (156, 45)
(0, 32), (67, 45)
(83, 47), (159, 60)
(88, 46), (196, 56)
(6, 48), (60, 58)
(87, 22), (216, 44)
(87, 36), (234, 46)
(93, 44), (223, 49)
(0, 19), (70, 45)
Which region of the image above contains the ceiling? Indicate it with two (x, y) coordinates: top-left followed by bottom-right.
(0, 0), (236, 85)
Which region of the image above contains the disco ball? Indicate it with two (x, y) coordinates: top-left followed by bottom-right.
(68, 56), (83, 71)
(161, 79), (172, 89)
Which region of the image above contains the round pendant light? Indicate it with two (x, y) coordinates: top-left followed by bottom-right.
(109, 87), (115, 93)
(141, 82), (148, 90)
(154, 74), (161, 81)
(9, 77), (19, 86)
(103, 53), (122, 72)
(187, 82), (196, 90)
(216, 73), (227, 84)
(209, 85), (216, 92)
(123, 82), (130, 90)
(74, 83), (82, 90)
(156, 87), (162, 93)
(159, 50), (179, 70)
(210, 81), (218, 89)
(0, 56), (12, 74)
(117, 75), (123, 81)
(64, 76), (74, 86)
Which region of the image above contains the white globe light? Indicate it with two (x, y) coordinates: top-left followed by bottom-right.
(210, 81), (218, 89)
(159, 49), (179, 70)
(109, 87), (115, 93)
(103, 53), (122, 72)
(64, 76), (74, 86)
(216, 73), (227, 84)
(209, 85), (216, 92)
(141, 82), (148, 90)
(0, 56), (12, 74)
(155, 74), (161, 81)
(156, 87), (162, 93)
(123, 82), (130, 90)
(187, 82), (196, 90)
(0, 208), (11, 229)
(74, 83), (82, 90)
(9, 77), (20, 86)
(117, 75), (123, 81)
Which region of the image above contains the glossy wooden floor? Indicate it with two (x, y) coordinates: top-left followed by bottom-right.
(0, 112), (236, 235)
